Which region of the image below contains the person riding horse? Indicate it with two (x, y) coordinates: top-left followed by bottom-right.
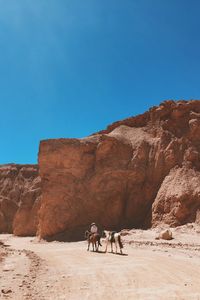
(85, 222), (102, 251)
(90, 222), (98, 235)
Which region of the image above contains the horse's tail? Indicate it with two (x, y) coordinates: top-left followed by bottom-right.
(98, 237), (102, 247)
(118, 235), (123, 249)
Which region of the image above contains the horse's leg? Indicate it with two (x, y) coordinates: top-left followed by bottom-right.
(105, 239), (108, 253)
(111, 242), (113, 253)
(115, 239), (118, 254)
(95, 237), (99, 252)
(119, 241), (123, 254)
(118, 235), (123, 254)
(95, 236), (98, 251)
(87, 240), (90, 251)
(117, 235), (123, 254)
(92, 241), (95, 252)
(96, 241), (98, 252)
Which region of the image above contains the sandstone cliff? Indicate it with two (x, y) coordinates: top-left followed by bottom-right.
(0, 164), (41, 235)
(38, 100), (200, 240)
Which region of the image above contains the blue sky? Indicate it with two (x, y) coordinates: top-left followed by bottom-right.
(0, 0), (200, 164)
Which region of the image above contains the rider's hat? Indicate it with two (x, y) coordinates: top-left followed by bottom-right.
(91, 222), (96, 226)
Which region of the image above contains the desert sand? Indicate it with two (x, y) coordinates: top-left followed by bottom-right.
(1, 224), (200, 300)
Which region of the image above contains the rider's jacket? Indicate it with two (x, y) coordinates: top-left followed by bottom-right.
(90, 225), (98, 233)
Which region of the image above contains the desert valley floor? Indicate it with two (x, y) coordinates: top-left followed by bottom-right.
(1, 225), (200, 300)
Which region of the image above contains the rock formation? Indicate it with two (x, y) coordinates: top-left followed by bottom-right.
(1, 100), (200, 240)
(38, 100), (200, 241)
(0, 164), (41, 235)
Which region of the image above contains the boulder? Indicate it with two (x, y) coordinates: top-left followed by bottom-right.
(158, 229), (173, 240)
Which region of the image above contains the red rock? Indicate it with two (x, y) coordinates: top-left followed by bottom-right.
(38, 100), (200, 240)
(0, 164), (41, 235)
(2, 100), (200, 240)
(152, 167), (200, 227)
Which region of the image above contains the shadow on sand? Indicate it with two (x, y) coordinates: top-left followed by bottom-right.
(109, 252), (128, 256)
(89, 250), (128, 256)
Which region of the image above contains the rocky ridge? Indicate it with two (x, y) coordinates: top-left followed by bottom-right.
(38, 100), (200, 240)
(1, 100), (200, 239)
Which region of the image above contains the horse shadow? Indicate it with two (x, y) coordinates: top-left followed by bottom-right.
(110, 252), (128, 256)
(89, 250), (106, 254)
(89, 249), (128, 256)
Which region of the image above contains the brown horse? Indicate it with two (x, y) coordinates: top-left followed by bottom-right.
(85, 230), (102, 252)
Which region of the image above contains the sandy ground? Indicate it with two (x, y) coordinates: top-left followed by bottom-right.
(1, 224), (200, 300)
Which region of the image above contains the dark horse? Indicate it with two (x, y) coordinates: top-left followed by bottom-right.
(85, 230), (102, 252)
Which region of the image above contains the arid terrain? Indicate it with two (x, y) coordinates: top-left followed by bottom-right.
(1, 101), (200, 299)
(1, 224), (200, 300)
(1, 101), (200, 241)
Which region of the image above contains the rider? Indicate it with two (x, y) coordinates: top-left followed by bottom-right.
(90, 222), (98, 235)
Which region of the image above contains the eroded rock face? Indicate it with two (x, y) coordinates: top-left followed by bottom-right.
(152, 167), (200, 227)
(38, 100), (200, 240)
(0, 164), (41, 235)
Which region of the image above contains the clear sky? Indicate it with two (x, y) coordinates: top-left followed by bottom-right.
(0, 0), (200, 164)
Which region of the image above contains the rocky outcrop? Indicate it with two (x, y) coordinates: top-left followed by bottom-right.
(0, 164), (41, 235)
(38, 100), (200, 240)
(152, 167), (200, 226)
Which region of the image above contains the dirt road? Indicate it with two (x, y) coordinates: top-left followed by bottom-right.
(1, 232), (200, 300)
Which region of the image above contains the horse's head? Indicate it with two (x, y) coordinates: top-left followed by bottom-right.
(102, 230), (109, 238)
(101, 230), (105, 238)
